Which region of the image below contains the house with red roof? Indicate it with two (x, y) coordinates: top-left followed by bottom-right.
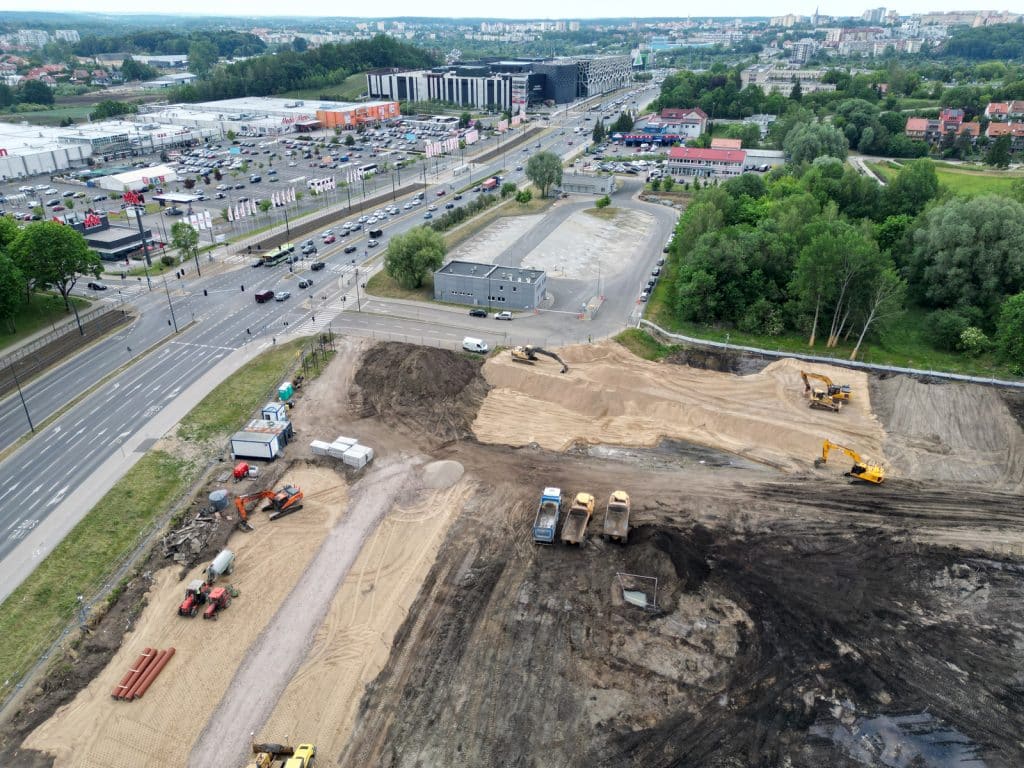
(986, 121), (1024, 150)
(666, 146), (746, 179)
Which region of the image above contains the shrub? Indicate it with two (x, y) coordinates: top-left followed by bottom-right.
(923, 309), (970, 352)
(595, 195), (611, 209)
(958, 326), (990, 356)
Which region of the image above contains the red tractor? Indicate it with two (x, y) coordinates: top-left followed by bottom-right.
(178, 580), (210, 617)
(203, 587), (231, 620)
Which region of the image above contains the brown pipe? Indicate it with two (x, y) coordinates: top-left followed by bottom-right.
(133, 647), (175, 699)
(117, 648), (157, 700)
(111, 648), (152, 699)
(124, 649), (165, 700)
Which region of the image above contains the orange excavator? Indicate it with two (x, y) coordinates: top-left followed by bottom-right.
(233, 485), (304, 531)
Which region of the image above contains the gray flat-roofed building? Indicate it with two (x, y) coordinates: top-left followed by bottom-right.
(434, 260), (546, 310)
(558, 172), (616, 196)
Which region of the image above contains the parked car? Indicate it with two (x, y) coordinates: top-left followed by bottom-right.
(275, 291), (291, 302)
(468, 308), (487, 318)
(495, 311), (513, 321)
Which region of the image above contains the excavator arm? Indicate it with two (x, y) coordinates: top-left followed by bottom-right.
(233, 491), (276, 531)
(801, 371), (852, 401)
(527, 347), (569, 373)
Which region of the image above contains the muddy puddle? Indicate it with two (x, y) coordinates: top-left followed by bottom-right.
(577, 438), (769, 471)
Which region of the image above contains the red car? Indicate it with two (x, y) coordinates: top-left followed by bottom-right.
(436, 189), (446, 196)
(323, 235), (336, 244)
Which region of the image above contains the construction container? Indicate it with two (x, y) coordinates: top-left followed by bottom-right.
(243, 418), (293, 443)
(278, 382), (294, 402)
(261, 402), (288, 422)
(342, 444), (374, 469)
(230, 430), (284, 461)
(208, 490), (229, 511)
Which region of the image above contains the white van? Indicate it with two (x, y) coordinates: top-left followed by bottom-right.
(462, 337), (489, 354)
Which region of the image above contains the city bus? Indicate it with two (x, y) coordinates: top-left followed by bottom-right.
(262, 242), (295, 266)
(359, 163), (378, 176)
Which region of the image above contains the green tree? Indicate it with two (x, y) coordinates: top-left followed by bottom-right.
(459, 111), (472, 128)
(0, 254), (25, 333)
(662, 176), (675, 192)
(0, 83), (13, 108)
(0, 216), (19, 252)
(500, 182), (517, 199)
(259, 199), (272, 213)
(907, 195), (1024, 325)
(345, 134), (355, 147)
(995, 292), (1024, 369)
(170, 221), (200, 272)
(384, 227), (446, 289)
(986, 135), (1011, 168)
(595, 195), (611, 209)
(611, 111), (634, 133)
(89, 100), (137, 121)
(783, 122), (848, 164)
(882, 158), (939, 218)
(789, 77), (803, 102)
(188, 39), (219, 78)
(515, 189), (533, 204)
(958, 326), (990, 355)
(120, 57), (157, 81)
(591, 120), (606, 144)
(9, 222), (100, 320)
(525, 152), (563, 198)
(292, 37), (308, 53)
(17, 79), (54, 105)
(650, 177), (662, 191)
(850, 265), (905, 360)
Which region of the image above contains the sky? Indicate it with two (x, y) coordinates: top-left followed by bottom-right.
(4, 0), (1011, 20)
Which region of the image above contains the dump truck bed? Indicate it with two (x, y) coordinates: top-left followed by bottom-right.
(560, 508), (591, 544)
(532, 494), (561, 544)
(603, 502), (630, 542)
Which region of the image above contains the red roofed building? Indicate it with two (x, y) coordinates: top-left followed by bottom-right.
(710, 137), (743, 150)
(986, 121), (1024, 150)
(667, 146), (746, 179)
(985, 100), (1024, 122)
(904, 116), (932, 141)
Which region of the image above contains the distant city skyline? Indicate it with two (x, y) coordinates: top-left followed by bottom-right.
(0, 1), (1014, 21)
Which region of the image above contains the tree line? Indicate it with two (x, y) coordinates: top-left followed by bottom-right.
(173, 35), (437, 103)
(943, 23), (1024, 61)
(665, 159), (1024, 369)
(73, 30), (266, 59)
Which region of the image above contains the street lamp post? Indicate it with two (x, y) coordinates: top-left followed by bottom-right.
(282, 207), (291, 240)
(162, 275), (179, 333)
(8, 360), (34, 433)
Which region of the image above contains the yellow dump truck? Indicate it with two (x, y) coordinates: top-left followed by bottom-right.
(602, 490), (631, 544)
(560, 492), (595, 545)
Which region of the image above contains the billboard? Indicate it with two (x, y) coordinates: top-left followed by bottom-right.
(511, 75), (529, 116)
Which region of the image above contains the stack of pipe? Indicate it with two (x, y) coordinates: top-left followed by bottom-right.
(110, 647), (176, 701)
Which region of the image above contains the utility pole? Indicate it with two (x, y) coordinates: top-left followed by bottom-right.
(162, 275), (179, 332)
(354, 267), (362, 312)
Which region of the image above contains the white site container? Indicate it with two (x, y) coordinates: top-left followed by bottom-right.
(334, 436), (358, 448)
(310, 440), (332, 456)
(342, 444), (374, 469)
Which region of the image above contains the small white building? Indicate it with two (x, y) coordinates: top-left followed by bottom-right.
(97, 164), (178, 192)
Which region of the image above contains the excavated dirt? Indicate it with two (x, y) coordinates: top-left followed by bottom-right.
(352, 342), (489, 447)
(8, 338), (1024, 768)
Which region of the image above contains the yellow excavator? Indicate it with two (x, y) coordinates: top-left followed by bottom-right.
(801, 371), (852, 402)
(814, 440), (885, 484)
(510, 345), (568, 373)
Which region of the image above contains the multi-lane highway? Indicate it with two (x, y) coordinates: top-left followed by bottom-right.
(0, 83), (669, 599)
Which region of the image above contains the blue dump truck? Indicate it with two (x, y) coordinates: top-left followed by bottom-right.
(532, 487), (562, 544)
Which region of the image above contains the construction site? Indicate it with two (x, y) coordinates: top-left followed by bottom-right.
(3, 335), (1024, 768)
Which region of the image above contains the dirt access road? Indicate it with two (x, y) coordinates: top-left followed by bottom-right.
(12, 339), (1024, 768)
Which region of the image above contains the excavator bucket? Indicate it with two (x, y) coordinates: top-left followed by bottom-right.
(237, 519), (254, 532)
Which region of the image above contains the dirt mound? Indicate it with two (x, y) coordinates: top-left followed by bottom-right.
(473, 342), (882, 472)
(870, 375), (1024, 489)
(352, 343), (488, 446)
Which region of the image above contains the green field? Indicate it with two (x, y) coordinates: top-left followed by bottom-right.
(282, 72), (367, 102)
(0, 294), (92, 353)
(0, 105), (93, 126)
(866, 159), (1024, 196)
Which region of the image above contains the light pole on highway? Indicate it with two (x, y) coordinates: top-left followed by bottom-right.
(282, 207), (291, 240)
(7, 360), (34, 433)
(162, 275), (179, 333)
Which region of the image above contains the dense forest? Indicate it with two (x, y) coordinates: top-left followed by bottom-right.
(664, 159), (1024, 368)
(173, 35), (437, 102)
(943, 23), (1024, 61)
(73, 30), (266, 59)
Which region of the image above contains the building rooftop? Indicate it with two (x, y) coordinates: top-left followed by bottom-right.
(437, 259), (544, 284)
(668, 147), (747, 163)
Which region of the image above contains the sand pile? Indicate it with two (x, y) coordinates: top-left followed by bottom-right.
(871, 375), (1024, 489)
(473, 342), (884, 472)
(353, 343), (489, 445)
(422, 460), (465, 489)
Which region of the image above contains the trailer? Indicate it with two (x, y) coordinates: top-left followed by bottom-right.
(532, 487), (562, 544)
(230, 430), (284, 461)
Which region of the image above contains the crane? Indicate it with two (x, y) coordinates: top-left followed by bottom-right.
(510, 345), (569, 373)
(801, 371), (852, 402)
(233, 485), (304, 531)
(813, 440), (885, 484)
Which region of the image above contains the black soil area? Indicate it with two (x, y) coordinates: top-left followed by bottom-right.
(351, 342), (489, 446)
(339, 470), (1024, 768)
(664, 345), (769, 375)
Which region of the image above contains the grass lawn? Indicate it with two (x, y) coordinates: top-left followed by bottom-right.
(866, 159), (1024, 196)
(177, 338), (306, 442)
(614, 328), (676, 360)
(0, 294), (92, 353)
(281, 73), (366, 102)
(365, 271), (434, 302)
(0, 450), (195, 702)
(0, 105), (93, 126)
(893, 98), (940, 111)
